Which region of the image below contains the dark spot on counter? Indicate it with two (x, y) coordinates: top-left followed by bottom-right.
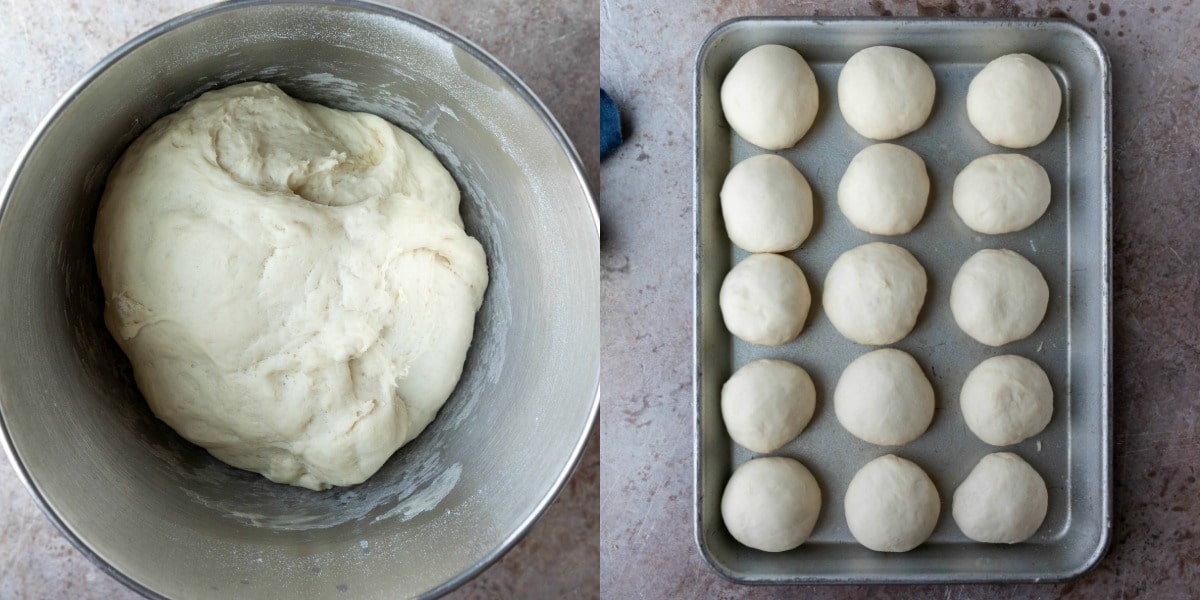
(1087, 12), (1097, 21)
(336, 584), (349, 592)
(985, 0), (1024, 17)
(1119, 9), (1127, 16)
(916, 0), (961, 15)
(1099, 2), (1111, 15)
(602, 253), (631, 275)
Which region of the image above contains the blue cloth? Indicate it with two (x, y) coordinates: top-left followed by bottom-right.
(600, 89), (622, 160)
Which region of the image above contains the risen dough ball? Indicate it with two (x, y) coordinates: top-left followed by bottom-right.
(721, 154), (814, 253)
(721, 44), (820, 150)
(720, 253), (812, 346)
(954, 154), (1051, 234)
(838, 46), (936, 140)
(835, 349), (934, 446)
(953, 452), (1048, 543)
(844, 455), (940, 552)
(967, 54), (1062, 148)
(823, 243), (927, 345)
(722, 360), (817, 453)
(94, 83), (489, 490)
(838, 143), (930, 235)
(722, 457), (823, 552)
(950, 249), (1049, 346)
(961, 355), (1053, 446)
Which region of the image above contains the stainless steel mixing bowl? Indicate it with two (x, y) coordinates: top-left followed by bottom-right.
(0, 1), (598, 597)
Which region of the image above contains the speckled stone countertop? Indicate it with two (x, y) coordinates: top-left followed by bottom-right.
(0, 1), (597, 598)
(601, 0), (1199, 597)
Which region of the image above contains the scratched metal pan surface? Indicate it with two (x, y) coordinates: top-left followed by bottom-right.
(693, 18), (1111, 584)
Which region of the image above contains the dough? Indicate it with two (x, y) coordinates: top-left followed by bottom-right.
(94, 83), (489, 490)
(720, 253), (811, 346)
(838, 46), (936, 140)
(834, 349), (934, 446)
(720, 154), (814, 253)
(950, 249), (1049, 346)
(721, 359), (816, 453)
(952, 452), (1048, 543)
(954, 154), (1051, 234)
(961, 355), (1053, 446)
(967, 54), (1062, 148)
(823, 243), (927, 345)
(844, 454), (940, 552)
(837, 143), (930, 235)
(721, 44), (820, 150)
(721, 456), (822, 552)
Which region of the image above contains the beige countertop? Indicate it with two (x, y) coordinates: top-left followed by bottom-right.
(601, 0), (1200, 597)
(0, 1), (597, 598)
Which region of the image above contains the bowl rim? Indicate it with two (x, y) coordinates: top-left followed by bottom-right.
(0, 0), (600, 598)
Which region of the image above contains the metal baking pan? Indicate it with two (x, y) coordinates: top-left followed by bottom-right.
(693, 18), (1111, 584)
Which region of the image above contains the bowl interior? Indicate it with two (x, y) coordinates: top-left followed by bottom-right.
(0, 2), (598, 598)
